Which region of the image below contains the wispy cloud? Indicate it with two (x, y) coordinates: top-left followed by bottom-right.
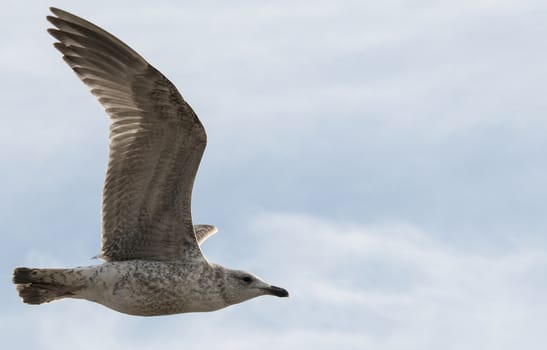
(3, 1), (547, 349)
(245, 213), (547, 349)
(7, 213), (546, 349)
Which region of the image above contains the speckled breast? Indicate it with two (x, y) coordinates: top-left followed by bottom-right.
(79, 260), (227, 316)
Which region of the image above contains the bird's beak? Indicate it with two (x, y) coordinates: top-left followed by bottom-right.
(263, 285), (289, 297)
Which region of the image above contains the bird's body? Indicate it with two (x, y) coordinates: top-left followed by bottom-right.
(16, 260), (242, 316)
(12, 7), (288, 316)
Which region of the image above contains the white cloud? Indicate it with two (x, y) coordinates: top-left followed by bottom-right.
(246, 213), (547, 349)
(3, 1), (547, 349)
(5, 213), (545, 349)
(3, 0), (547, 166)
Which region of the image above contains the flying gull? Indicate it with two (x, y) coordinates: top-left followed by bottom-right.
(12, 7), (289, 316)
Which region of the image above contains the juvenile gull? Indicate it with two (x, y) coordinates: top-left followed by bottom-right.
(12, 7), (289, 316)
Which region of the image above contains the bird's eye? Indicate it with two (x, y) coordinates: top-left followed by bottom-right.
(242, 276), (252, 283)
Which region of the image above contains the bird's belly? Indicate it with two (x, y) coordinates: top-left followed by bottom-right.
(79, 260), (225, 316)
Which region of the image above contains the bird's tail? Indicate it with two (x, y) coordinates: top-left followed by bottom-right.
(13, 267), (82, 305)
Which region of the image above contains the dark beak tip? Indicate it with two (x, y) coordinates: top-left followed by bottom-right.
(278, 289), (290, 298)
(269, 285), (289, 298)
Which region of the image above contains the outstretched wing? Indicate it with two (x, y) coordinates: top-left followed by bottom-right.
(47, 8), (207, 262)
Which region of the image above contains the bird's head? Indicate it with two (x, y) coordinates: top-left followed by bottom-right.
(222, 269), (289, 305)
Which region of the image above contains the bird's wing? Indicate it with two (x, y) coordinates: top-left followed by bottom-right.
(47, 7), (207, 262)
(194, 225), (218, 245)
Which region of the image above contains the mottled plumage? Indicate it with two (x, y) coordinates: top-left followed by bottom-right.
(12, 7), (288, 316)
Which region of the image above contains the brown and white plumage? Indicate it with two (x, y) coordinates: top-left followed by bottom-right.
(12, 8), (288, 316)
(47, 7), (206, 262)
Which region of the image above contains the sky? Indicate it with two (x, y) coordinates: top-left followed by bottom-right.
(2, 0), (547, 348)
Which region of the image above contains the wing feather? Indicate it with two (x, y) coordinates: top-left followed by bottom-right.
(47, 7), (207, 261)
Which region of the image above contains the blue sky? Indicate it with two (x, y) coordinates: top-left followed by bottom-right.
(2, 0), (547, 349)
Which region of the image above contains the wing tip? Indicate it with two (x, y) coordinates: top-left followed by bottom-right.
(45, 15), (56, 25)
(46, 27), (60, 36)
(52, 41), (66, 51)
(49, 7), (70, 18)
(46, 28), (68, 44)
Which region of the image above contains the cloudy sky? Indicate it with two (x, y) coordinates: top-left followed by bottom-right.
(2, 0), (547, 349)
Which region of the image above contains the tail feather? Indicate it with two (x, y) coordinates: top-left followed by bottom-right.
(13, 267), (36, 284)
(13, 267), (78, 305)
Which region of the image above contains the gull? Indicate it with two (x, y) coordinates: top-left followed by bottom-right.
(12, 7), (288, 316)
